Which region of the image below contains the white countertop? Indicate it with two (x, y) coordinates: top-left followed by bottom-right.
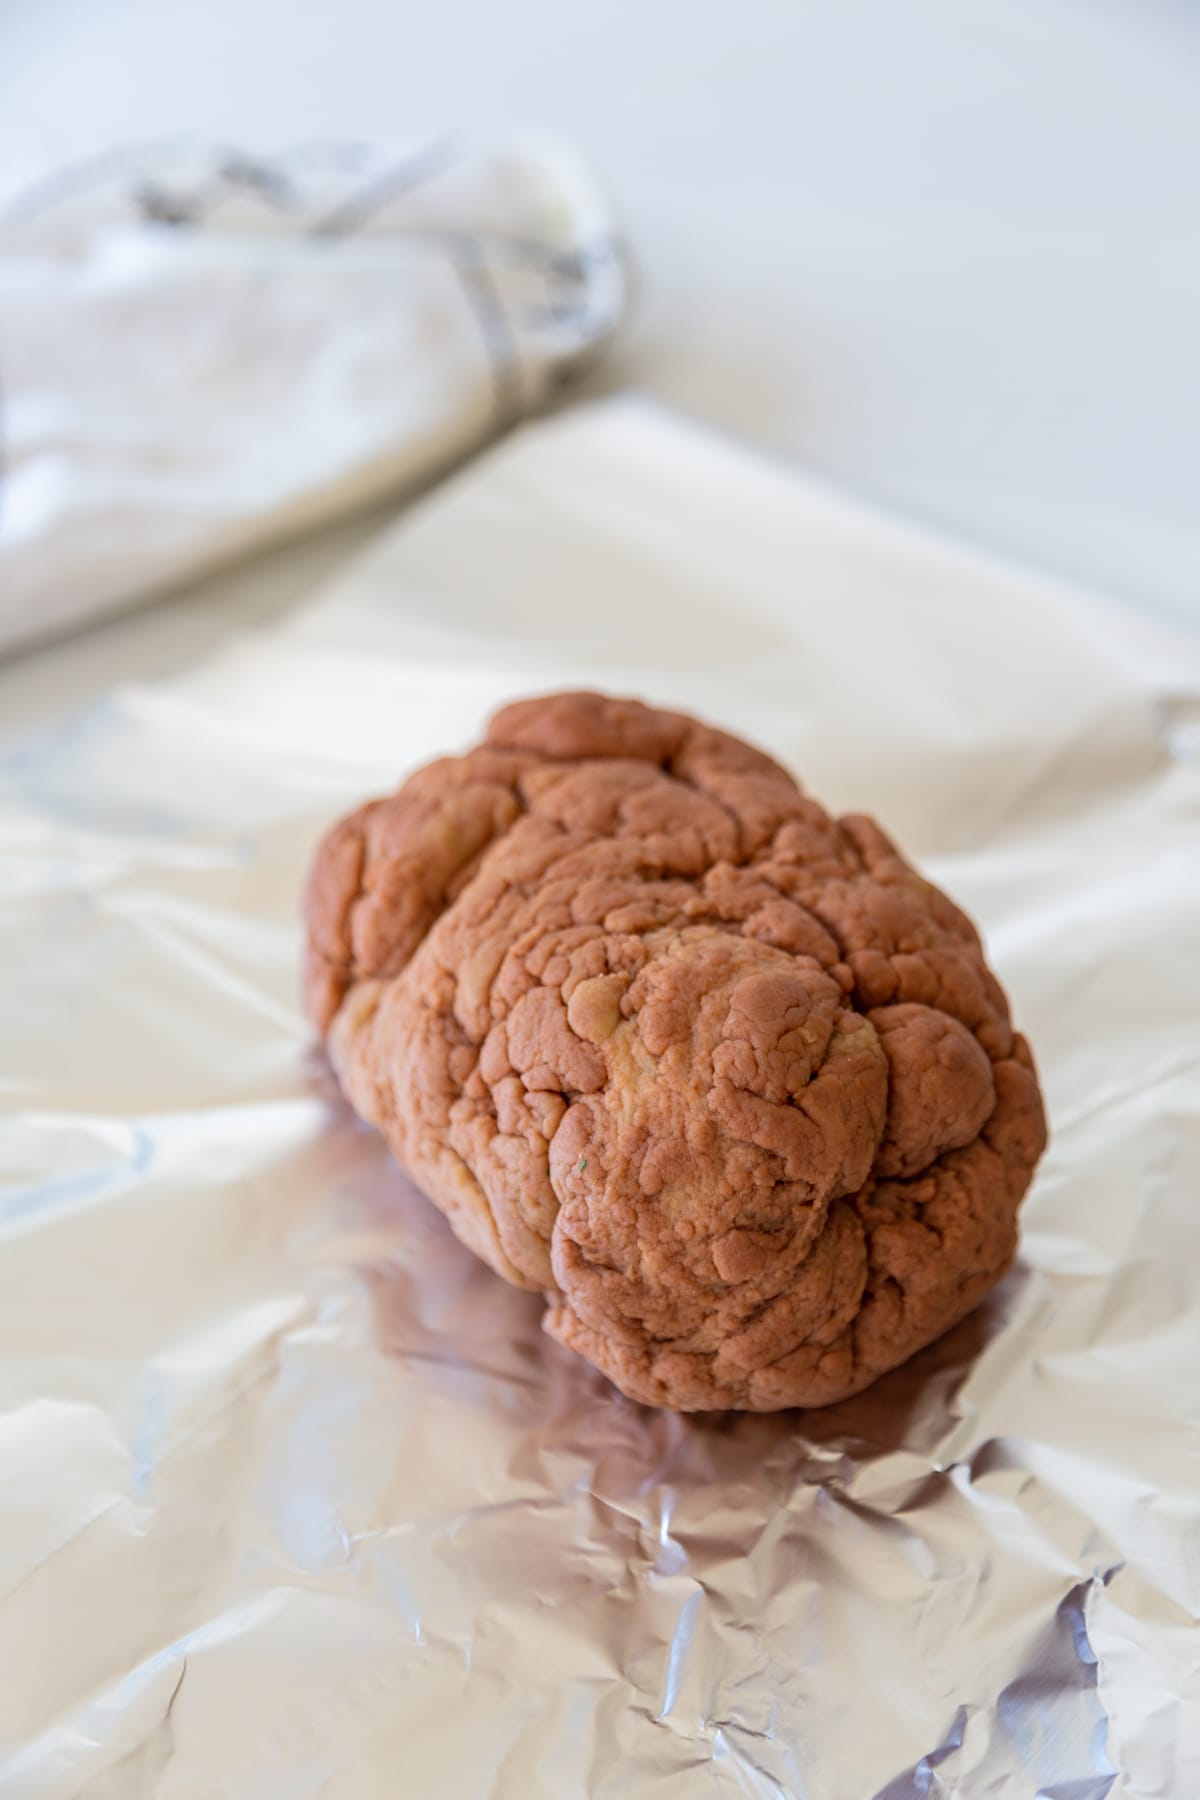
(2, 0), (1198, 734)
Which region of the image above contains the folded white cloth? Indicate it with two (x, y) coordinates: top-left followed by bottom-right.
(0, 133), (625, 657)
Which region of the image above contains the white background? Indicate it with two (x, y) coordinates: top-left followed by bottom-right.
(1, 0), (1198, 732)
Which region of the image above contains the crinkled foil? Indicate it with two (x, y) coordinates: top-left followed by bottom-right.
(2, 401), (1199, 1798)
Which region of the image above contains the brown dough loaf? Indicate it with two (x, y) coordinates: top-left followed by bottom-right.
(305, 692), (1046, 1411)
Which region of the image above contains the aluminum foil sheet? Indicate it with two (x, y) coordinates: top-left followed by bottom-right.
(2, 400), (1199, 1798)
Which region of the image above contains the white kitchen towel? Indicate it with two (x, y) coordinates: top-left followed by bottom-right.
(0, 133), (625, 657)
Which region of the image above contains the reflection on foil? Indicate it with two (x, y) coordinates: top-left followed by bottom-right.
(1158, 694), (1200, 764)
(3, 407), (1200, 1797)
